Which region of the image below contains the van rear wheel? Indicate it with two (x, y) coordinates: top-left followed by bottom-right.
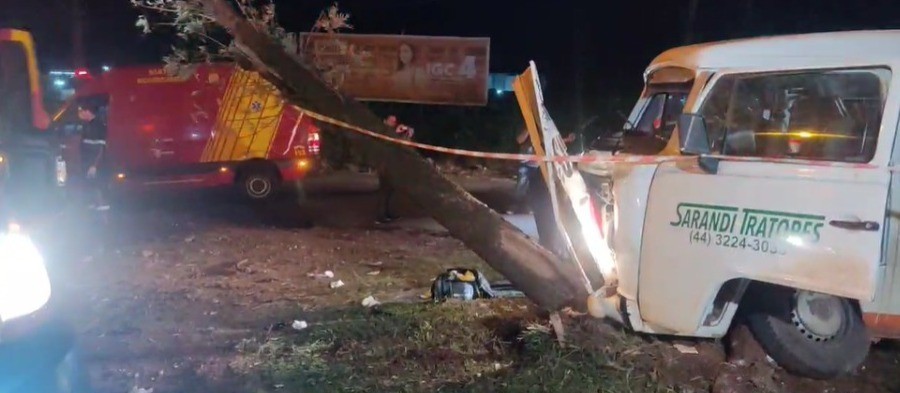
(744, 285), (870, 379)
(239, 167), (281, 202)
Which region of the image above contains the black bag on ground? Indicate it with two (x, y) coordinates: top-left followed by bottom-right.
(430, 268), (496, 302)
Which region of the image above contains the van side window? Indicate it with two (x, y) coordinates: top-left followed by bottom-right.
(699, 68), (889, 163)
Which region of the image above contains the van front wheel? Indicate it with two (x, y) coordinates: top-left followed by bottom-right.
(744, 286), (870, 379)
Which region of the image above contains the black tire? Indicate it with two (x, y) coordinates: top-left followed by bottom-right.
(744, 285), (870, 379)
(238, 166), (281, 202)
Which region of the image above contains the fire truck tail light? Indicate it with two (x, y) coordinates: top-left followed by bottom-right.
(307, 129), (321, 155)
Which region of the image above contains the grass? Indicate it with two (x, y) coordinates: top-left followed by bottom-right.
(230, 300), (707, 393)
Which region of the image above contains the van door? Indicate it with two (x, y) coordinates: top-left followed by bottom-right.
(0, 29), (60, 216)
(130, 66), (226, 178)
(0, 29), (49, 134)
(114, 68), (195, 178)
(638, 67), (894, 335)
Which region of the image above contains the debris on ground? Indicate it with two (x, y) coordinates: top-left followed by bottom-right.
(235, 259), (251, 273)
(330, 280), (345, 289)
(361, 296), (381, 308)
(562, 307), (586, 317)
(308, 270), (335, 279)
(291, 320), (308, 331)
(525, 323), (552, 335)
(674, 343), (700, 355)
(366, 270), (381, 276)
(549, 311), (566, 345)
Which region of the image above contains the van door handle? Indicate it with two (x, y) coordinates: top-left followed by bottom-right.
(829, 220), (880, 231)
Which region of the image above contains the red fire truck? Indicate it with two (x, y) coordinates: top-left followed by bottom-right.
(53, 64), (321, 201)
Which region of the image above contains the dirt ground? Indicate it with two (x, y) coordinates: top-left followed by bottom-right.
(37, 171), (900, 393)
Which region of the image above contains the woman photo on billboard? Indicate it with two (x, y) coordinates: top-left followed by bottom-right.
(391, 42), (426, 95)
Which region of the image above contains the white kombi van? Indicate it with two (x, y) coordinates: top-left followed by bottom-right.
(577, 30), (900, 379)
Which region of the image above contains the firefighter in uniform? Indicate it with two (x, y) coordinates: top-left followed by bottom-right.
(77, 103), (109, 214)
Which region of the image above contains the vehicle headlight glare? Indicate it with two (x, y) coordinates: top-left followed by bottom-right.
(0, 232), (51, 321)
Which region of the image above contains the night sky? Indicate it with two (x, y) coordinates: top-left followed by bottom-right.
(4, 0), (900, 127)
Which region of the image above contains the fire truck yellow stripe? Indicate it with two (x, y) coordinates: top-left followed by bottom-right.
(214, 71), (246, 159)
(201, 69), (241, 162)
(203, 69), (284, 163)
(212, 71), (249, 161)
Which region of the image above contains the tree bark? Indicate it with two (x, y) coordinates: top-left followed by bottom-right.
(198, 0), (591, 310)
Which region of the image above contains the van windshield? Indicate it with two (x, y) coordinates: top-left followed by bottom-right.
(698, 68), (890, 163)
(0, 41), (33, 139)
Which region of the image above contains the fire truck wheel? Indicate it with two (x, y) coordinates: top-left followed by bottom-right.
(239, 167), (281, 201)
(744, 285), (870, 379)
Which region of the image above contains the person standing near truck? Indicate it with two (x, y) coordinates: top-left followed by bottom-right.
(514, 128), (539, 199)
(375, 115), (415, 224)
(515, 128), (575, 198)
(77, 103), (109, 213)
(515, 128), (575, 256)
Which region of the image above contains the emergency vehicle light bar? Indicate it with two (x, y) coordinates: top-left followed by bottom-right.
(74, 68), (92, 80)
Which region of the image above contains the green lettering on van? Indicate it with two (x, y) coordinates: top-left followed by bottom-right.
(673, 203), (827, 244)
(670, 203), (739, 233)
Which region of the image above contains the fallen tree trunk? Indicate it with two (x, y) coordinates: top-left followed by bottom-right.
(198, 0), (591, 310)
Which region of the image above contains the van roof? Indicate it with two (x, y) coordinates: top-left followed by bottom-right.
(648, 30), (900, 75)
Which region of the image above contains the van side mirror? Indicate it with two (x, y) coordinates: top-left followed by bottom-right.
(676, 113), (719, 173)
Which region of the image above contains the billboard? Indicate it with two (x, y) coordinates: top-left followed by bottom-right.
(290, 33), (490, 106)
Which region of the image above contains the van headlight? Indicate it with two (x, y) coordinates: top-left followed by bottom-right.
(0, 231), (51, 322)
